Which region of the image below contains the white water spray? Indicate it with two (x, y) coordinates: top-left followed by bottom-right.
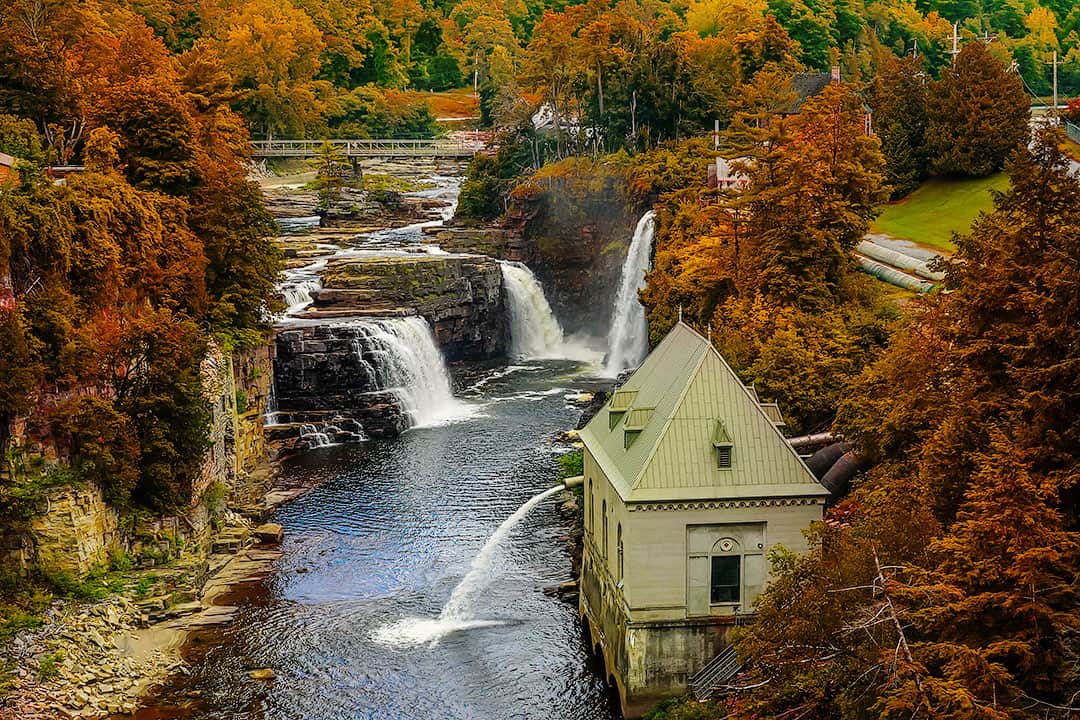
(500, 262), (568, 358)
(605, 211), (655, 376)
(373, 484), (565, 646)
(348, 317), (475, 428)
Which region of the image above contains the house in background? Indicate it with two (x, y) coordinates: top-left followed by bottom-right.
(578, 321), (828, 716)
(0, 152), (18, 187)
(783, 66), (873, 134)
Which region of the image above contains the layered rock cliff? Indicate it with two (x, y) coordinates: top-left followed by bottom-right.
(433, 192), (641, 340)
(307, 253), (507, 361)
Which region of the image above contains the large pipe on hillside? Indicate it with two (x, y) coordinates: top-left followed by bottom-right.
(819, 450), (866, 503)
(787, 432), (837, 449)
(805, 442), (854, 480)
(857, 240), (945, 282)
(855, 255), (937, 293)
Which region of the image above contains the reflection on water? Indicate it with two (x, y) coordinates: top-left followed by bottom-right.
(132, 363), (620, 720)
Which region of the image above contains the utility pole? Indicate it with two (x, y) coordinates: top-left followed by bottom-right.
(1046, 51), (1059, 123)
(949, 22), (961, 63)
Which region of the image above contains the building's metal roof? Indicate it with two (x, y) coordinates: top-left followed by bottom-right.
(580, 322), (827, 503)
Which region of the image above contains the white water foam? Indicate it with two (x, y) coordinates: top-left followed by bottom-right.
(604, 211), (655, 376)
(348, 317), (479, 428)
(372, 484), (565, 647)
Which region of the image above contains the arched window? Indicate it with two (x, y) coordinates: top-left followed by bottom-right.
(602, 500), (608, 561)
(616, 523), (624, 585)
(710, 537), (741, 604)
(586, 479), (592, 533)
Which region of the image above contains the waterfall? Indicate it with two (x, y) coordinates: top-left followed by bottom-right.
(348, 317), (471, 428)
(372, 484), (564, 646)
(499, 261), (603, 363)
(281, 277), (322, 316)
(499, 262), (568, 359)
(299, 423), (333, 448)
(605, 211), (655, 376)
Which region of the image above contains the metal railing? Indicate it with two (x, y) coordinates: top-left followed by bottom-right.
(688, 645), (741, 701)
(1066, 121), (1080, 145)
(249, 138), (480, 158)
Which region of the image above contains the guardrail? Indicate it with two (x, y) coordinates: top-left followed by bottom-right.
(250, 138), (479, 158)
(1066, 121), (1080, 145)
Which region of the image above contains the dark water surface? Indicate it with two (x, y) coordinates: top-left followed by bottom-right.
(137, 362), (619, 720)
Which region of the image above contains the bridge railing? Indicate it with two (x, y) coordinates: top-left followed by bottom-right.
(250, 138), (480, 158)
(1066, 121), (1080, 145)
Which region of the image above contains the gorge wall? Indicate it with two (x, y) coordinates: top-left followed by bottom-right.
(0, 342), (275, 576)
(309, 253), (507, 361)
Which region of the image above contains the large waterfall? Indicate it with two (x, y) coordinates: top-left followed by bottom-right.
(348, 317), (471, 428)
(605, 211), (655, 376)
(373, 483), (565, 646)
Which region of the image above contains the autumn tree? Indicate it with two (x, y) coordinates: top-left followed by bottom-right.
(926, 40), (1030, 177)
(730, 132), (1080, 720)
(728, 83), (887, 308)
(311, 141), (351, 213)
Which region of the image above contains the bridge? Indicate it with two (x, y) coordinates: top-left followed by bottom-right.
(249, 138), (482, 160)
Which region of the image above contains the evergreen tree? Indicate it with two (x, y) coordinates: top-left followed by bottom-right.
(926, 41), (1030, 177)
(871, 53), (930, 198)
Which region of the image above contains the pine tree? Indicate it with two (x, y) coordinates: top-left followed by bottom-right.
(926, 40), (1030, 177)
(871, 53), (930, 198)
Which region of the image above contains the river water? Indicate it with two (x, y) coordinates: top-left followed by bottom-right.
(137, 362), (619, 720)
(129, 174), (624, 719)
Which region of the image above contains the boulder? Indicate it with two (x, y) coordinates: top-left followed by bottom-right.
(253, 523), (283, 545)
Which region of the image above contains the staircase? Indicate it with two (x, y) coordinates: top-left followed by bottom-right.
(688, 646), (741, 701)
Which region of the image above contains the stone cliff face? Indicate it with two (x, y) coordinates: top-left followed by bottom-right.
(310, 253), (507, 361)
(274, 325), (411, 440)
(0, 342), (276, 576)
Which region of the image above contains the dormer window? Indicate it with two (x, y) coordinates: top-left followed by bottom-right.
(608, 390), (638, 431)
(712, 419), (734, 470)
(623, 407), (654, 449)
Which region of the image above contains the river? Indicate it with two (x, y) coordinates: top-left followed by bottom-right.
(129, 173), (622, 719)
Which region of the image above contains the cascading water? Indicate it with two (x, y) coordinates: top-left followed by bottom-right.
(373, 484), (565, 646)
(281, 277), (322, 316)
(499, 261), (603, 363)
(348, 317), (473, 428)
(299, 423), (333, 448)
(604, 211), (655, 376)
(499, 262), (569, 358)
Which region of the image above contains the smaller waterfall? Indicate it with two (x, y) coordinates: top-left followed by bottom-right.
(299, 423), (333, 448)
(500, 262), (568, 358)
(281, 277), (322, 316)
(349, 317), (472, 428)
(499, 262), (603, 363)
(373, 484), (565, 646)
(605, 211), (655, 376)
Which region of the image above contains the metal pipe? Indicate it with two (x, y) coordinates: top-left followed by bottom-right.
(563, 475), (584, 489)
(786, 432), (837, 448)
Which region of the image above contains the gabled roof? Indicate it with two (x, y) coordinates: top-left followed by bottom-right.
(787, 72), (833, 114)
(580, 322), (827, 503)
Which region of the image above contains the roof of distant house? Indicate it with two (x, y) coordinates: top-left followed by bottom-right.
(788, 72), (833, 114)
(580, 322), (826, 503)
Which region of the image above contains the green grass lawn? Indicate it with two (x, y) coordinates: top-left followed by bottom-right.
(871, 173), (1009, 251)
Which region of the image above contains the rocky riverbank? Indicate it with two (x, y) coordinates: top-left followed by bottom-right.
(0, 481), (323, 720)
